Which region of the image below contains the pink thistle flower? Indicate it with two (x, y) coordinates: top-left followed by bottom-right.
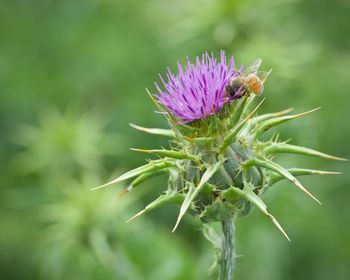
(155, 51), (239, 123)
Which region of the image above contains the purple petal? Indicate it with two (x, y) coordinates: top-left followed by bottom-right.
(154, 51), (239, 123)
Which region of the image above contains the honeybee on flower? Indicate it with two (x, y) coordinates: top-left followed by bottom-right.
(225, 59), (271, 99)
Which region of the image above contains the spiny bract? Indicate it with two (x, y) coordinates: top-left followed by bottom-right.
(95, 51), (344, 241)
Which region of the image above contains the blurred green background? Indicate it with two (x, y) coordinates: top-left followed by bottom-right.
(1, 0), (349, 279)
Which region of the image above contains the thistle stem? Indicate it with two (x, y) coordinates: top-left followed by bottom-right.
(219, 218), (235, 280)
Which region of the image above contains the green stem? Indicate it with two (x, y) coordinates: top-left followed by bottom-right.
(219, 218), (235, 280)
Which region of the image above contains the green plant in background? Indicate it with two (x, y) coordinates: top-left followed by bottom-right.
(38, 174), (205, 280)
(38, 175), (122, 280)
(11, 109), (124, 278)
(95, 51), (344, 280)
(11, 108), (206, 280)
(13, 108), (111, 176)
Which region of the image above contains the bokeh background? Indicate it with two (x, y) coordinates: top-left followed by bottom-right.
(1, 0), (349, 279)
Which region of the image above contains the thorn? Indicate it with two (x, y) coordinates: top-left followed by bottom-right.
(268, 214), (291, 241)
(248, 98), (265, 118)
(249, 158), (322, 204)
(90, 180), (116, 191)
(302, 107), (321, 115)
(279, 108), (294, 114)
(280, 107), (321, 120)
(327, 155), (348, 161)
(126, 209), (145, 223)
(129, 123), (139, 129)
(318, 171), (341, 175)
(130, 148), (148, 152)
(172, 217), (181, 232)
(129, 123), (152, 133)
(293, 179), (322, 205)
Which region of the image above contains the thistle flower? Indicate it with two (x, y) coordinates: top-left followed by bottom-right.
(155, 51), (238, 123)
(95, 51), (345, 280)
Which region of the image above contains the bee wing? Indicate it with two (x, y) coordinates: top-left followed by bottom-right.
(257, 69), (272, 83)
(243, 58), (262, 75)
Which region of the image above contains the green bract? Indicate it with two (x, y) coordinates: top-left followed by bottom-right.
(95, 94), (344, 241)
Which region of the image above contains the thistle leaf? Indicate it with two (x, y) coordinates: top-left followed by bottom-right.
(251, 108), (294, 124)
(245, 189), (290, 241)
(172, 183), (196, 232)
(221, 98), (265, 152)
(228, 95), (249, 128)
(92, 159), (175, 190)
(184, 136), (214, 145)
(240, 94), (257, 119)
(129, 123), (175, 138)
(126, 192), (185, 222)
(228, 185), (290, 241)
(118, 169), (169, 197)
(254, 107), (320, 137)
(130, 148), (199, 161)
(265, 143), (347, 161)
(172, 161), (223, 232)
(244, 158), (321, 204)
(268, 168), (341, 186)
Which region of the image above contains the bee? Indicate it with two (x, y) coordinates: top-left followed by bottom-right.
(225, 59), (271, 99)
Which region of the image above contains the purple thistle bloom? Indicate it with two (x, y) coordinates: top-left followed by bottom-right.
(154, 51), (239, 123)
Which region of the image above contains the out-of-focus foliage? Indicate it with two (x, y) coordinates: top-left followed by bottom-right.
(1, 0), (349, 279)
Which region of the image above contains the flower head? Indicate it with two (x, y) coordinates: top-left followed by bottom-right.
(155, 51), (239, 123)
